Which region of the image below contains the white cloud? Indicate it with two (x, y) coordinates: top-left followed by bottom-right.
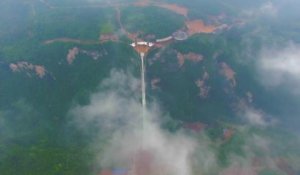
(259, 2), (278, 16)
(244, 108), (268, 126)
(235, 99), (274, 126)
(243, 1), (278, 18)
(70, 70), (197, 175)
(257, 42), (300, 93)
(69, 69), (293, 175)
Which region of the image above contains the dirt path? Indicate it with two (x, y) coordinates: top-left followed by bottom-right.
(43, 38), (101, 45)
(39, 0), (54, 9)
(154, 3), (188, 18)
(185, 20), (217, 35)
(115, 6), (125, 34)
(39, 0), (189, 18)
(115, 6), (142, 41)
(42, 0), (220, 45)
(43, 37), (128, 45)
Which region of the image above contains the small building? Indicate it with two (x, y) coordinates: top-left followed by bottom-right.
(131, 41), (154, 55)
(99, 149), (164, 175)
(172, 31), (188, 41)
(183, 122), (206, 132)
(156, 36), (173, 43)
(223, 128), (234, 140)
(100, 168), (129, 175)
